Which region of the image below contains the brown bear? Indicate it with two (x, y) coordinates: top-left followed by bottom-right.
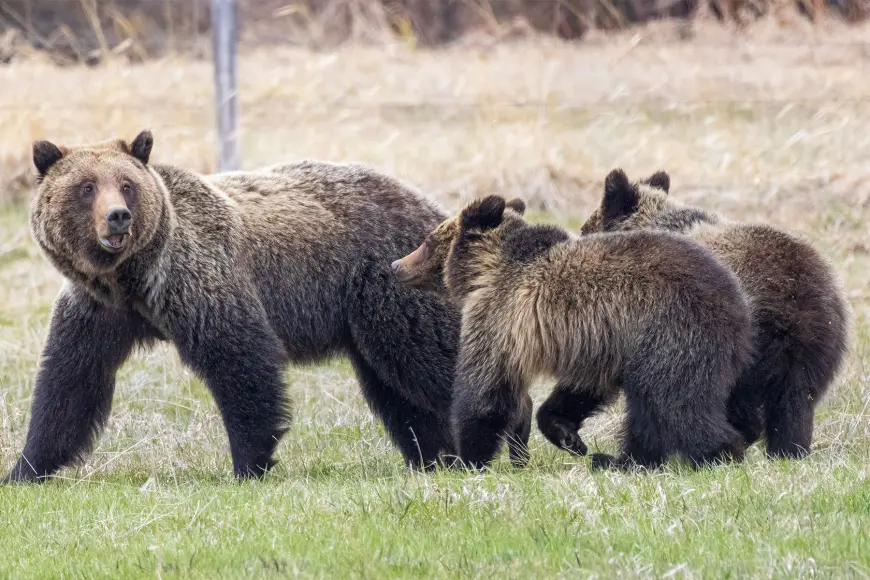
(581, 169), (850, 459)
(391, 186), (755, 470)
(4, 130), (465, 483)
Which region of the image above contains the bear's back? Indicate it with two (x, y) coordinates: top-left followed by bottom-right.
(694, 221), (847, 340)
(484, 228), (751, 382)
(206, 161), (444, 245)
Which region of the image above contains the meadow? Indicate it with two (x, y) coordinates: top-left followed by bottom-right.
(1, 17), (870, 578)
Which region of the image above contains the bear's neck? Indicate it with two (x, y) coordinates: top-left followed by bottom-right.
(446, 237), (503, 303)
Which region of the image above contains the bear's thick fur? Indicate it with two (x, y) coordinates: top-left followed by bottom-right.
(392, 182), (755, 470)
(4, 131), (462, 482)
(581, 169), (850, 458)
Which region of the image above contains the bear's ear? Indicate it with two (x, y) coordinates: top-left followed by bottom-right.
(641, 170), (670, 194)
(33, 141), (65, 177)
(505, 198), (526, 215)
(129, 130), (153, 165)
(601, 168), (639, 227)
(461, 195), (506, 231)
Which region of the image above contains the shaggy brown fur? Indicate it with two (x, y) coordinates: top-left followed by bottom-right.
(393, 190), (755, 470)
(4, 131), (463, 483)
(581, 169), (850, 459)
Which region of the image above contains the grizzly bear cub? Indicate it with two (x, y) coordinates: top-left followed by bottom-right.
(581, 169), (850, 459)
(392, 183), (755, 470)
(5, 131), (463, 483)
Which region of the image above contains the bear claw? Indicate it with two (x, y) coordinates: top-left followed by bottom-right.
(559, 432), (588, 456)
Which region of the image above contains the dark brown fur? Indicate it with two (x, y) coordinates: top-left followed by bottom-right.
(581, 169), (850, 459)
(4, 131), (463, 483)
(394, 194), (755, 470)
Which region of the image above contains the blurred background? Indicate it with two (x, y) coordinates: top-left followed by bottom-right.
(1, 0), (868, 210)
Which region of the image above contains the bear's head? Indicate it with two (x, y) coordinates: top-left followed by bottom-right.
(579, 168), (673, 235)
(30, 130), (167, 277)
(391, 195), (526, 293)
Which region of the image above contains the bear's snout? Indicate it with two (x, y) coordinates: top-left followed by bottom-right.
(392, 242), (431, 284)
(391, 258), (410, 281)
(106, 207), (132, 234)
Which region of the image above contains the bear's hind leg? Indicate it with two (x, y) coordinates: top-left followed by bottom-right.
(726, 373), (766, 450)
(347, 258), (459, 467)
(349, 352), (452, 469)
(765, 380), (815, 459)
(590, 414), (667, 471)
(616, 326), (746, 470)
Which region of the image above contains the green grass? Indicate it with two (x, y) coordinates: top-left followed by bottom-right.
(1, 190), (869, 579)
(3, 461), (870, 579)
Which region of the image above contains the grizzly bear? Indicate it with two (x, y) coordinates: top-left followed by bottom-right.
(4, 130), (464, 483)
(391, 186), (755, 470)
(581, 169), (850, 459)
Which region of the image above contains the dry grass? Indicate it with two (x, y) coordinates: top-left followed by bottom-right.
(1, 18), (869, 203)
(1, 22), (870, 578)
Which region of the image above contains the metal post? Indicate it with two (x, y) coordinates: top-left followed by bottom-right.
(211, 0), (240, 171)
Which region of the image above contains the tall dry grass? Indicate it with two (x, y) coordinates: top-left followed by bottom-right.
(2, 15), (869, 206)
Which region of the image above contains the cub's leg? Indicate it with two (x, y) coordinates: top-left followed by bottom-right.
(506, 393), (533, 467)
(726, 373), (766, 449)
(537, 379), (615, 457)
(765, 382), (815, 460)
(451, 344), (525, 470)
(598, 387), (743, 471)
(590, 398), (668, 471)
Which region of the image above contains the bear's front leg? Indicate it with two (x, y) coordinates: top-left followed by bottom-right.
(450, 347), (525, 470)
(171, 299), (291, 480)
(3, 287), (146, 483)
(537, 383), (616, 458)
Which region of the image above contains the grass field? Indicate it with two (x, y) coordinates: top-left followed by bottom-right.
(2, 19), (870, 579)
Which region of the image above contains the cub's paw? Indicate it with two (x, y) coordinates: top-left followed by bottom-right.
(590, 453), (620, 470)
(559, 432), (588, 456)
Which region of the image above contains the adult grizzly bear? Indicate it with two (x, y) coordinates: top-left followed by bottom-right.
(581, 169), (850, 458)
(4, 130), (461, 482)
(391, 184), (754, 470)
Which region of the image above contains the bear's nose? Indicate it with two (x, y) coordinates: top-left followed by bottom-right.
(106, 208), (132, 234)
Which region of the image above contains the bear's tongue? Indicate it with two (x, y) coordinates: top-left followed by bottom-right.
(104, 234), (125, 249)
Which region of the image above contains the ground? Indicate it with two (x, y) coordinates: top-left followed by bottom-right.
(1, 18), (870, 579)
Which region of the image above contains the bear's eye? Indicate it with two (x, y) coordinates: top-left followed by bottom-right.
(80, 182), (96, 197)
(121, 183), (133, 196)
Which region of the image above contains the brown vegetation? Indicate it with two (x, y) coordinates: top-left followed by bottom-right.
(0, 0), (868, 65)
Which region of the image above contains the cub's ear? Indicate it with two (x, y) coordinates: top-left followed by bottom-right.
(601, 168), (639, 228)
(33, 141), (65, 177)
(461, 195), (506, 231)
(505, 198), (526, 215)
(129, 130), (153, 165)
(641, 170), (670, 194)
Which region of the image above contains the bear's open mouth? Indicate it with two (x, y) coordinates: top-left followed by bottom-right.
(99, 234), (129, 252)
